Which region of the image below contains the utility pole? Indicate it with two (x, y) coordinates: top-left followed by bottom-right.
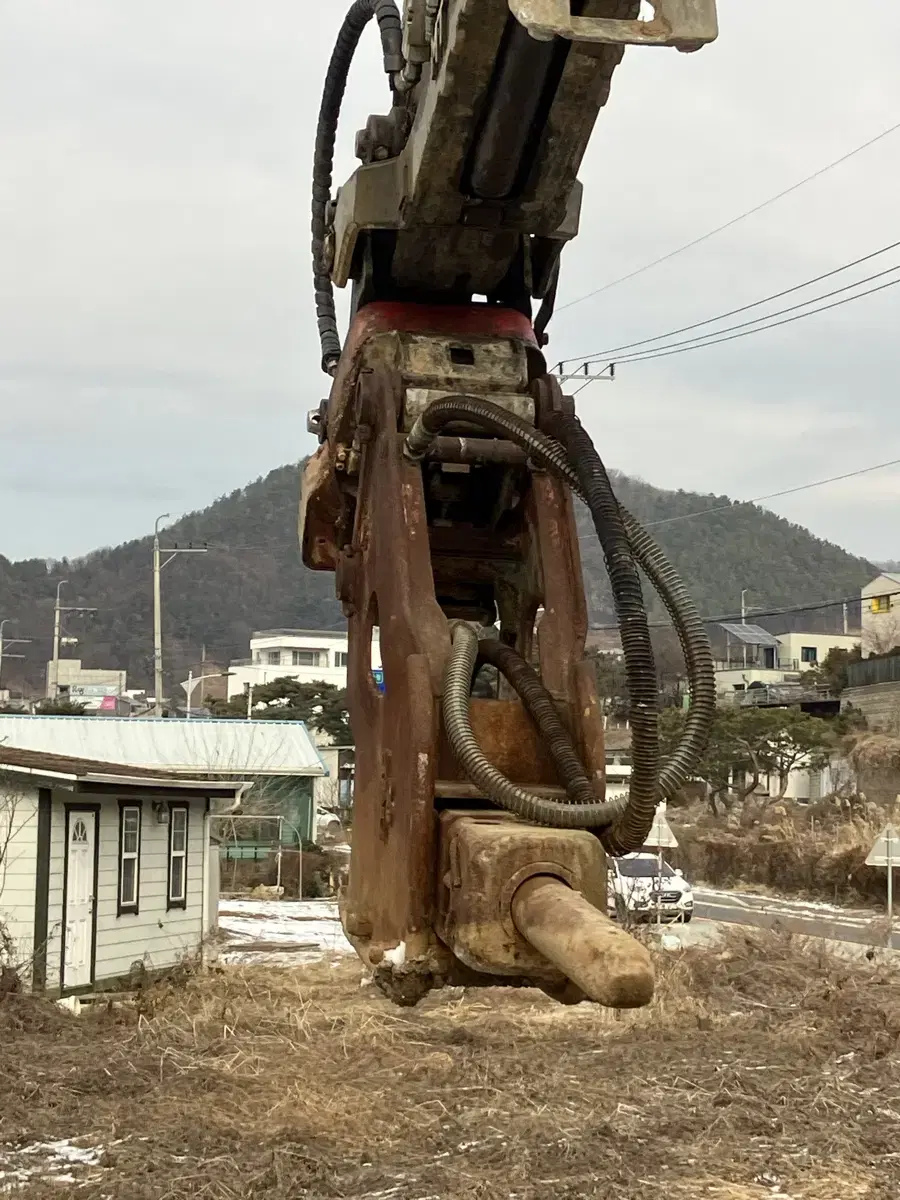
(0, 618), (28, 694)
(152, 514), (208, 717)
(740, 588), (750, 670)
(49, 583), (98, 699)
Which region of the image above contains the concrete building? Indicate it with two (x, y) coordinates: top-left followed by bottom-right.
(0, 744), (244, 996)
(775, 630), (860, 671)
(227, 628), (382, 700)
(861, 572), (900, 658)
(46, 659), (127, 706)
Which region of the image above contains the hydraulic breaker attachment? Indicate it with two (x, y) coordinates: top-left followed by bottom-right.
(299, 0), (718, 1010)
(300, 303), (686, 1007)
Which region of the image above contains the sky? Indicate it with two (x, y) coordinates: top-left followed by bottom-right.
(2, 1), (900, 563)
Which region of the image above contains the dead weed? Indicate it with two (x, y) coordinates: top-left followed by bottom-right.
(1, 931), (898, 1198)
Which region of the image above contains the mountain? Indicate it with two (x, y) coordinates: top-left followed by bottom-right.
(0, 463), (875, 696)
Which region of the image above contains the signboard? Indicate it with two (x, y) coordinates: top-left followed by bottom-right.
(866, 823), (898, 932)
(866, 824), (900, 867)
(371, 668), (385, 694)
(643, 804), (678, 850)
(69, 684), (120, 698)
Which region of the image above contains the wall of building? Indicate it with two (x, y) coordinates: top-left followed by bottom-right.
(45, 659), (127, 699)
(776, 631), (860, 670)
(45, 792), (209, 992)
(0, 783), (39, 975)
(861, 574), (900, 657)
(228, 629), (382, 699)
(715, 667), (793, 696)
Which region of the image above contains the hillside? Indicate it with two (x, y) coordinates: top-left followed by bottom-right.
(0, 462), (874, 695)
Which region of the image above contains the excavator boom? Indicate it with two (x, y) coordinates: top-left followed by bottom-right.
(301, 0), (717, 1008)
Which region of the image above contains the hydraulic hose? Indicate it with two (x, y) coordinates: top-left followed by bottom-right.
(407, 395), (716, 853)
(476, 637), (612, 811)
(312, 0), (403, 374)
(444, 623), (625, 828)
(542, 411), (659, 855)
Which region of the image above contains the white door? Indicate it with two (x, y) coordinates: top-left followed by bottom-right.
(64, 810), (97, 989)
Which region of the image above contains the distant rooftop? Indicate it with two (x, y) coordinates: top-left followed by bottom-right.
(717, 622), (780, 648)
(251, 628), (349, 640)
(250, 627), (381, 642)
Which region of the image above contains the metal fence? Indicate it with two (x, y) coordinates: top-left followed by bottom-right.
(847, 655), (900, 688)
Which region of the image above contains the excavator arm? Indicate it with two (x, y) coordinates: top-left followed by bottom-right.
(300, 0), (718, 1008)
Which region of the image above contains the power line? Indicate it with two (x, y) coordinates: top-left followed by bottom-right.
(565, 236), (900, 365)
(556, 117), (900, 313)
(609, 261), (900, 364)
(642, 456), (900, 530)
(605, 270), (900, 367)
(590, 585), (886, 634)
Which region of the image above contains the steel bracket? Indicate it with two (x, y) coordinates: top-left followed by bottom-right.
(508, 0), (718, 51)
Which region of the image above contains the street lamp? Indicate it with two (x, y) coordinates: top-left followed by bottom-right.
(180, 670), (234, 718)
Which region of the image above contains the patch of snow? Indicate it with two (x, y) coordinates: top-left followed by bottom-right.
(217, 898), (354, 966)
(383, 941), (406, 967)
(0, 1138), (105, 1192)
(695, 887), (859, 916)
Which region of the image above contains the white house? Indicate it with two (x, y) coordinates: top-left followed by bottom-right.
(227, 628), (382, 700)
(861, 572), (900, 657)
(714, 623), (861, 698)
(0, 715), (328, 844)
(0, 744), (246, 997)
(775, 630), (860, 670)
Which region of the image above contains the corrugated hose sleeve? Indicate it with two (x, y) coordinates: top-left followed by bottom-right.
(312, 0), (403, 374)
(444, 624), (625, 828)
(408, 395), (715, 854)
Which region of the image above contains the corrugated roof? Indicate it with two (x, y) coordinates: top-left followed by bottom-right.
(0, 745), (243, 792)
(0, 716), (326, 777)
(718, 622), (781, 648)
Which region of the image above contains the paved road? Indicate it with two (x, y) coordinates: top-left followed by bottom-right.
(693, 886), (900, 951)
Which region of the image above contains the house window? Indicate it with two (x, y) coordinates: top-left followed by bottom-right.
(801, 646), (818, 664)
(117, 802), (141, 915)
(266, 650), (281, 665)
(167, 805), (189, 910)
(335, 651), (349, 668)
(291, 650), (322, 667)
(872, 595), (891, 614)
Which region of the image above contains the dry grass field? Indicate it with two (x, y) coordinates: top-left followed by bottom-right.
(1, 930), (899, 1198)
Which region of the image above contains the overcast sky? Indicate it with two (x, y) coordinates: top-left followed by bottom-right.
(2, 1), (900, 564)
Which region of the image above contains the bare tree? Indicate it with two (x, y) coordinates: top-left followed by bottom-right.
(863, 612), (900, 657)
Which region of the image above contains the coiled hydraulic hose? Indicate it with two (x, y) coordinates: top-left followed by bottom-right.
(312, 0), (403, 374)
(407, 395), (716, 854)
(445, 623), (625, 829)
(476, 637), (615, 813)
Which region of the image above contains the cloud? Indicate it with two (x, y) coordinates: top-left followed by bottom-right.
(2, 1), (900, 564)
